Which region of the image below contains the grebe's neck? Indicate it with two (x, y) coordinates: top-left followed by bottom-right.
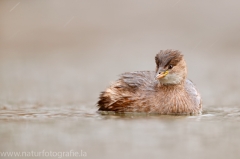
(157, 79), (186, 89)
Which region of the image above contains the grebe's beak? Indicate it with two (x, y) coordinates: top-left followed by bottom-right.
(156, 71), (169, 79)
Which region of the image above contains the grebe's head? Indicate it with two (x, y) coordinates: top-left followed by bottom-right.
(155, 50), (187, 85)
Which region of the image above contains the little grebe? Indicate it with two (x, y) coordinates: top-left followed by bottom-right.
(97, 50), (202, 115)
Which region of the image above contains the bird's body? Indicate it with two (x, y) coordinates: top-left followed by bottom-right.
(97, 50), (202, 115)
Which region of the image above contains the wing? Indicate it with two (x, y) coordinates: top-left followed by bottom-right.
(185, 79), (202, 110)
(97, 71), (157, 111)
(120, 71), (157, 91)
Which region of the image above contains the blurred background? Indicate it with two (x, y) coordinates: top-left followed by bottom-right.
(1, 0), (240, 105)
(1, 0), (240, 159)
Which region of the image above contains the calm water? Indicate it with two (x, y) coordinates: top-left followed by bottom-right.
(0, 103), (240, 159)
(1, 0), (240, 159)
(1, 103), (240, 159)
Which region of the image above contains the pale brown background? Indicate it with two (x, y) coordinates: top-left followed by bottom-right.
(1, 0), (240, 106)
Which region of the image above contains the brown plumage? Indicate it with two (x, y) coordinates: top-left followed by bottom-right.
(97, 50), (202, 115)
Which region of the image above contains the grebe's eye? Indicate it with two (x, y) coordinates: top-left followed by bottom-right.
(168, 65), (173, 69)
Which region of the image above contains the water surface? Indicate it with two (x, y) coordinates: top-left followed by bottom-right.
(1, 103), (240, 159)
